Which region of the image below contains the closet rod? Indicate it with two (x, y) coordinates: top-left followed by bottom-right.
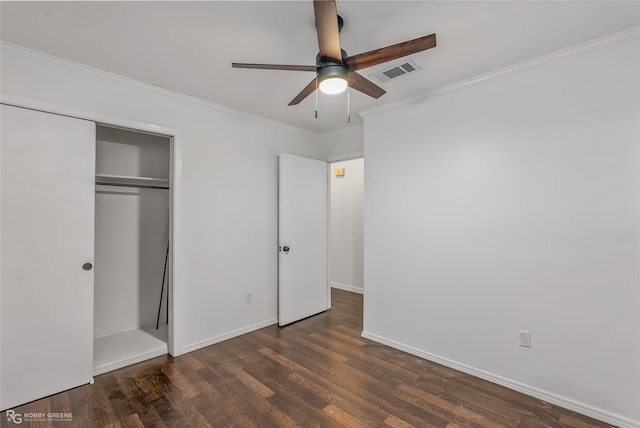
(95, 182), (169, 190)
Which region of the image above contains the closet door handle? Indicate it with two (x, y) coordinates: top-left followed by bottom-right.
(82, 263), (93, 271)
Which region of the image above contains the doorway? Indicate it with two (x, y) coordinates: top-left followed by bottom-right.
(277, 154), (364, 326)
(329, 157), (364, 295)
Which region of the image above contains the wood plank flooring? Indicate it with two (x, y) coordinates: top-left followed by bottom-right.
(2, 289), (612, 427)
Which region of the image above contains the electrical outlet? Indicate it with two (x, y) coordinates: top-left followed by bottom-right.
(245, 292), (252, 303)
(519, 330), (531, 348)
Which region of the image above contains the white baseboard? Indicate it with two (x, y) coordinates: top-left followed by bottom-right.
(330, 282), (364, 295)
(180, 318), (277, 355)
(93, 347), (168, 376)
(361, 331), (639, 428)
(93, 325), (170, 376)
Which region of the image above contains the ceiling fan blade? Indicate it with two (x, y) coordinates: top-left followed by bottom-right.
(348, 72), (386, 99)
(314, 0), (342, 62)
(232, 63), (316, 72)
(344, 33), (437, 71)
(289, 78), (318, 106)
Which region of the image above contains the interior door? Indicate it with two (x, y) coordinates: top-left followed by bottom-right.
(278, 153), (328, 326)
(1, 104), (96, 411)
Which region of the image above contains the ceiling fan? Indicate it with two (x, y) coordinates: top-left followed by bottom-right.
(232, 0), (437, 106)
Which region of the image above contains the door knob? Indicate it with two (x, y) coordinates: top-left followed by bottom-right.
(82, 263), (93, 271)
(282, 246), (290, 254)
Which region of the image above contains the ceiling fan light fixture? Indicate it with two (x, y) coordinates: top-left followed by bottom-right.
(319, 77), (348, 94)
(318, 65), (349, 94)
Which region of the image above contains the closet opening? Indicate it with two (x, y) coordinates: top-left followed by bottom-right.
(93, 125), (172, 375)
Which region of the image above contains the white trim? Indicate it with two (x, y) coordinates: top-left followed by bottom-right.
(93, 347), (168, 377)
(180, 318), (277, 355)
(326, 164), (333, 311)
(0, 41), (318, 138)
(1, 92), (184, 358)
(330, 282), (364, 295)
(361, 26), (640, 119)
(327, 151), (364, 163)
(168, 133), (183, 357)
(4, 26), (637, 139)
(1, 93), (179, 137)
(319, 125), (363, 139)
(93, 346), (168, 376)
(326, 163), (332, 311)
(361, 331), (640, 428)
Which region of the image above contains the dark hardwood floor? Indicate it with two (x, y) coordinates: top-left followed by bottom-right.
(2, 289), (611, 427)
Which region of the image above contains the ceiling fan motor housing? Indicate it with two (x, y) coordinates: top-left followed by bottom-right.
(315, 49), (348, 68)
(317, 64), (349, 82)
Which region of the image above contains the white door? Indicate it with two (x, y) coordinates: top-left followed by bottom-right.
(278, 153), (328, 326)
(1, 104), (95, 411)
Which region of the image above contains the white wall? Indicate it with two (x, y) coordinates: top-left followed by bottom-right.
(330, 158), (364, 294)
(0, 43), (348, 355)
(362, 37), (640, 426)
(94, 126), (170, 337)
(321, 126), (364, 161)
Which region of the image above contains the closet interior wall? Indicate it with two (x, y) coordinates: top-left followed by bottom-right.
(94, 125), (170, 373)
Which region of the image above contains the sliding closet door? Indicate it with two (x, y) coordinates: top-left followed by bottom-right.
(1, 104), (95, 411)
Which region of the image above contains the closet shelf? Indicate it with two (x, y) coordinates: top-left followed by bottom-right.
(95, 174), (169, 189)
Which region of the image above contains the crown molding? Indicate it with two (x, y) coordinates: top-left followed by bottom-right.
(318, 124), (363, 139)
(360, 25), (640, 119)
(0, 41), (320, 138)
(4, 25), (637, 137)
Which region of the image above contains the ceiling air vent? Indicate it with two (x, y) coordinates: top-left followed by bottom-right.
(370, 59), (421, 83)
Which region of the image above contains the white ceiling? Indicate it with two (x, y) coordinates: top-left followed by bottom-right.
(1, 1), (638, 135)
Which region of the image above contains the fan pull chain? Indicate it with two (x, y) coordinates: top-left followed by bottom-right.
(347, 86), (351, 123)
(315, 77), (318, 119)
